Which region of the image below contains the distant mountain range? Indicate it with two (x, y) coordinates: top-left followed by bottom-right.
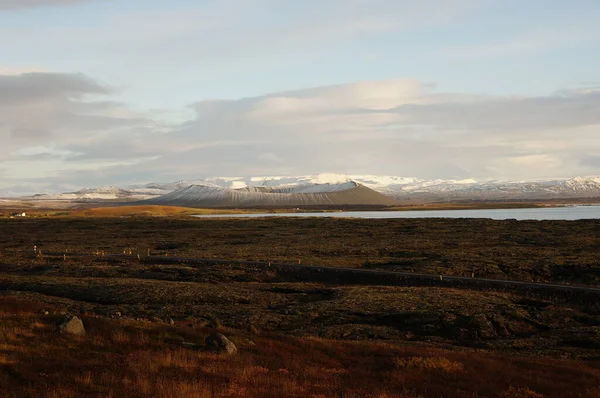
(6, 174), (600, 205)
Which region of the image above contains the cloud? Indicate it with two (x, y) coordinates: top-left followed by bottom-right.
(0, 0), (474, 67)
(258, 152), (284, 164)
(392, 90), (600, 132)
(0, 71), (168, 185)
(145, 80), (600, 181)
(0, 0), (97, 10)
(3, 74), (600, 193)
(0, 72), (108, 104)
(0, 73), (131, 155)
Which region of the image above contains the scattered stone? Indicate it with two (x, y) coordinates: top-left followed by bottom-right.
(58, 315), (86, 336)
(471, 314), (497, 340)
(165, 333), (185, 343)
(181, 341), (196, 349)
(41, 309), (49, 315)
(491, 315), (510, 337)
(209, 317), (222, 329)
(205, 333), (237, 355)
(114, 311), (122, 318)
(167, 317), (175, 325)
(247, 323), (260, 335)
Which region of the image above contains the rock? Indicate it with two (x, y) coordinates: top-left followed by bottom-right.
(247, 323), (260, 335)
(114, 311), (122, 318)
(491, 315), (510, 337)
(165, 333), (185, 343)
(209, 317), (222, 329)
(58, 315), (86, 336)
(181, 342), (196, 349)
(471, 314), (497, 340)
(205, 333), (237, 355)
(167, 317), (175, 325)
(41, 309), (49, 315)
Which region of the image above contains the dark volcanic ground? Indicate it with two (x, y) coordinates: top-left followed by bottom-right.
(1, 217), (600, 359)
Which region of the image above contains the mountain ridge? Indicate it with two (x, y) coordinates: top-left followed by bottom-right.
(143, 181), (399, 208)
(4, 174), (600, 202)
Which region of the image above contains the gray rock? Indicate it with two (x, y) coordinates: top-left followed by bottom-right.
(205, 333), (237, 355)
(58, 315), (86, 336)
(181, 341), (196, 348)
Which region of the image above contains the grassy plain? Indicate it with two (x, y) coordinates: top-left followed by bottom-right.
(0, 202), (548, 218)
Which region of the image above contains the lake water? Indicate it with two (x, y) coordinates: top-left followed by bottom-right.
(193, 205), (600, 221)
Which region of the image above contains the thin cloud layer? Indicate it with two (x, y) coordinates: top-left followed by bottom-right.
(147, 80), (600, 181)
(0, 0), (96, 10)
(0, 72), (154, 152)
(2, 72), (600, 193)
(0, 72), (167, 189)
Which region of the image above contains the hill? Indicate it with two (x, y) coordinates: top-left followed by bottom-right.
(143, 181), (399, 208)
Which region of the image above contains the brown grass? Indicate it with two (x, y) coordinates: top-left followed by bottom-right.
(393, 356), (465, 373)
(66, 205), (249, 217)
(1, 297), (599, 398)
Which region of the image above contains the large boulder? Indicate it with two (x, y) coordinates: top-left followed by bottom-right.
(58, 315), (86, 336)
(205, 333), (237, 355)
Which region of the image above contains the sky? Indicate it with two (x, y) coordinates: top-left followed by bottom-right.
(1, 0), (600, 194)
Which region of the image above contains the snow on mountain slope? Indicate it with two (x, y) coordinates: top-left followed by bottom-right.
(387, 176), (600, 200)
(32, 186), (152, 201)
(144, 181), (399, 208)
(141, 179), (221, 192)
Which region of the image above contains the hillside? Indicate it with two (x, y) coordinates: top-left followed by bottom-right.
(31, 186), (153, 201)
(141, 174), (600, 202)
(144, 181), (398, 208)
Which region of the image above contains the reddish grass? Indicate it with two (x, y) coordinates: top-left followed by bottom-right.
(1, 297), (599, 398)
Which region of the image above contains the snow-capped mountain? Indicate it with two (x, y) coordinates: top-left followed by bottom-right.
(384, 176), (600, 200)
(140, 174), (600, 201)
(7, 173), (600, 203)
(31, 186), (153, 201)
(144, 181), (398, 207)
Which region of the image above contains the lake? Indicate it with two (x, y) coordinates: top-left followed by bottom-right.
(193, 205), (600, 221)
